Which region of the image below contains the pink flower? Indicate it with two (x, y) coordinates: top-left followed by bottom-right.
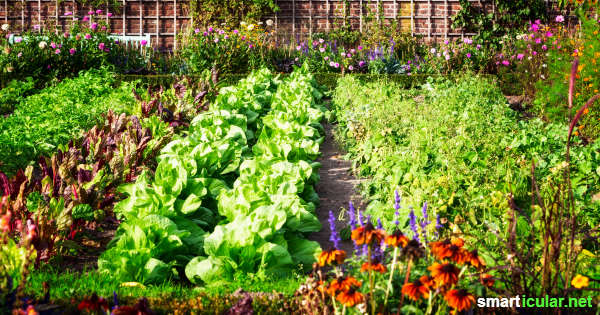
(88, 10), (94, 15)
(535, 19), (541, 25)
(208, 27), (213, 32)
(63, 32), (69, 38)
(517, 53), (524, 60)
(64, 11), (73, 16)
(358, 60), (365, 67)
(17, 52), (22, 57)
(140, 40), (147, 46)
(98, 42), (105, 50)
(329, 61), (335, 67)
(556, 15), (564, 23)
(445, 54), (450, 61)
(347, 53), (351, 58)
(54, 48), (60, 54)
(319, 47), (325, 53)
(50, 42), (57, 49)
(91, 23), (98, 30)
(350, 49), (355, 54)
(324, 56), (329, 61)
(348, 65), (354, 71)
(296, 45), (301, 51)
(85, 33), (92, 39)
(542, 44), (547, 51)
(535, 37), (542, 44)
(233, 29), (238, 34)
(195, 28), (201, 34)
(502, 60), (510, 66)
(532, 51), (538, 55)
(476, 44), (481, 50)
(319, 38), (324, 44)
(466, 53), (471, 58)
(203, 31), (208, 36)
(107, 13), (113, 17)
(14, 37), (22, 43)
(224, 35), (229, 39)
(83, 16), (90, 22)
(96, 9), (102, 14)
(69, 48), (76, 55)
(546, 31), (553, 37)
(530, 23), (539, 32)
(214, 38), (219, 43)
(357, 45), (363, 51)
(334, 62), (339, 68)
(444, 39), (449, 45)
(101, 26), (106, 31)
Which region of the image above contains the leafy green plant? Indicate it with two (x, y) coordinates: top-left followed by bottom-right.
(0, 68), (137, 175)
(0, 77), (35, 115)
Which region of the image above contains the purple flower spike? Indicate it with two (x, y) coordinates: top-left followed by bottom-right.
(377, 218), (383, 230)
(408, 207), (420, 244)
(421, 201), (429, 222)
(328, 211), (341, 250)
(394, 190), (401, 210)
(348, 202), (357, 229)
(435, 214), (442, 239)
(358, 210), (365, 227)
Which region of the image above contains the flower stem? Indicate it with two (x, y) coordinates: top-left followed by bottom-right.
(368, 246), (375, 315)
(384, 246), (399, 306)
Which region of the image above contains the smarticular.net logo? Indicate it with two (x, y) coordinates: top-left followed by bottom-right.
(477, 295), (594, 308)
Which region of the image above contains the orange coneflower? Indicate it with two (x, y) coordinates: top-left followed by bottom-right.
(318, 249), (346, 267)
(444, 289), (475, 311)
(361, 261), (387, 274)
(464, 249), (485, 269)
(385, 229), (409, 247)
(351, 222), (386, 246)
(480, 273), (495, 287)
(336, 286), (364, 307)
(327, 276), (361, 296)
(436, 243), (467, 264)
(428, 262), (460, 287)
(402, 239), (425, 260)
(401, 276), (432, 301)
(430, 239), (451, 257)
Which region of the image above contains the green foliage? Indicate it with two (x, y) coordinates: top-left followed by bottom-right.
(332, 75), (600, 229)
(452, 0), (547, 46)
(0, 77), (35, 115)
(0, 68), (137, 175)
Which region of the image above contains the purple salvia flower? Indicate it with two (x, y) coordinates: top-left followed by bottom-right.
(348, 202), (357, 229)
(112, 291), (118, 310)
(421, 201), (429, 224)
(358, 209), (365, 227)
(394, 190), (401, 210)
(328, 210), (341, 249)
(435, 214), (442, 239)
(377, 218), (383, 229)
(408, 207), (420, 244)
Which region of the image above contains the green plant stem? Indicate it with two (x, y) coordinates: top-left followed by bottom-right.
(384, 246), (399, 306)
(368, 245), (375, 315)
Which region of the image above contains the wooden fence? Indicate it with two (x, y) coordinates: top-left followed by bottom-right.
(0, 0), (558, 50)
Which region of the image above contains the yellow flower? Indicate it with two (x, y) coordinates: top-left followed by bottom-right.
(571, 275), (589, 289)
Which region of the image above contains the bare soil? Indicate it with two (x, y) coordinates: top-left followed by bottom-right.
(308, 122), (364, 254)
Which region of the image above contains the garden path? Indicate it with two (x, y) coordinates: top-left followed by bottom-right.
(308, 121), (364, 254)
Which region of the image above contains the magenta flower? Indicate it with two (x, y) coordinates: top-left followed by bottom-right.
(556, 15), (564, 23)
(208, 26), (213, 32)
(530, 23), (539, 32)
(334, 62), (339, 68)
(296, 45), (301, 51)
(98, 42), (105, 50)
(535, 37), (542, 44)
(517, 53), (524, 60)
(532, 51), (538, 55)
(91, 23), (98, 30)
(476, 44), (481, 50)
(88, 10), (94, 15)
(50, 42), (57, 49)
(233, 29), (238, 34)
(348, 65), (354, 71)
(203, 31), (208, 36)
(194, 28), (200, 34)
(502, 60), (510, 66)
(107, 13), (113, 17)
(444, 39), (449, 45)
(358, 60), (365, 67)
(546, 31), (553, 37)
(214, 38), (219, 43)
(85, 33), (92, 39)
(69, 48), (76, 55)
(54, 49), (60, 54)
(466, 53), (471, 58)
(357, 45), (363, 51)
(101, 26), (106, 31)
(63, 32), (69, 38)
(96, 9), (102, 14)
(542, 44), (547, 51)
(140, 40), (147, 46)
(329, 61), (335, 67)
(64, 11), (72, 16)
(83, 16), (90, 22)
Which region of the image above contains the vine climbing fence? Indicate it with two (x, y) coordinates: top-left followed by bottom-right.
(0, 0), (558, 50)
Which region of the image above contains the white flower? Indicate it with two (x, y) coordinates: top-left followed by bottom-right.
(540, 74), (545, 79)
(258, 21), (263, 25)
(1, 23), (9, 31)
(430, 47), (436, 54)
(266, 19), (273, 26)
(247, 24), (254, 31)
(542, 64), (547, 68)
(240, 21), (247, 26)
(38, 41), (47, 49)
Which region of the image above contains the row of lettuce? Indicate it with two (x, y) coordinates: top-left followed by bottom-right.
(98, 64), (326, 284)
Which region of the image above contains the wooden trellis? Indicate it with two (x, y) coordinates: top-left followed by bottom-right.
(0, 0), (560, 49)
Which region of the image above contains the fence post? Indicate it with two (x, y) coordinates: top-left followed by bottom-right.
(174, 0), (177, 50)
(156, 0), (159, 47)
(410, 0), (414, 36)
(359, 0), (362, 32)
(309, 0), (312, 36)
(122, 0), (126, 36)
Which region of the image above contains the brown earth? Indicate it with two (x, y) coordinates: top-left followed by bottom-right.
(307, 121), (365, 254)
